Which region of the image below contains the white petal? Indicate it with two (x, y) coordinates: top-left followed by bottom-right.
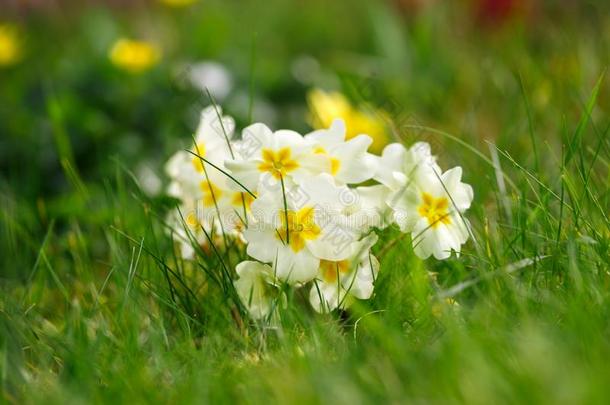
(238, 123), (272, 159)
(441, 166), (474, 212)
(244, 228), (281, 264)
(224, 159), (262, 192)
(275, 129), (307, 149)
(354, 185), (391, 230)
(309, 281), (342, 313)
(374, 143), (406, 189)
(333, 135), (375, 184)
(308, 223), (359, 261)
(275, 245), (319, 284)
(196, 106), (235, 147)
(346, 254), (379, 300)
(234, 261), (274, 319)
(165, 151), (188, 178)
(292, 153), (330, 182)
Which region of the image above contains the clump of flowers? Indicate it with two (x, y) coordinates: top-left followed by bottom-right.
(165, 104), (473, 320)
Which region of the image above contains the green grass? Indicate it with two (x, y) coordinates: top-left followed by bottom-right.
(1, 0), (610, 403)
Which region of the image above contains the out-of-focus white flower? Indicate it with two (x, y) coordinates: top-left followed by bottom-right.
(309, 233), (380, 312)
(225, 123), (328, 191)
(304, 119), (377, 185)
(187, 61), (233, 102)
(243, 174), (360, 284)
(234, 261), (281, 320)
(135, 162), (162, 196)
(291, 55), (321, 85)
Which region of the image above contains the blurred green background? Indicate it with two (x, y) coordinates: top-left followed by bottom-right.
(1, 0), (609, 403)
(2, 0), (608, 201)
(3, 0), (607, 273)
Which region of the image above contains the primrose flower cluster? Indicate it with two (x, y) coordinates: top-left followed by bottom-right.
(165, 106), (473, 319)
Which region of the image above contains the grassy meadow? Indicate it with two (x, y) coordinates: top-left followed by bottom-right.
(1, 0), (609, 403)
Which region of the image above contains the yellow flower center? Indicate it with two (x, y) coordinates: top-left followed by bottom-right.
(258, 147), (299, 180)
(200, 180), (223, 207)
(109, 39), (160, 74)
(276, 206), (321, 252)
(313, 146), (341, 176)
(320, 259), (350, 283)
(191, 143), (207, 172)
(186, 212), (199, 228)
(418, 192), (451, 228)
(231, 192), (256, 212)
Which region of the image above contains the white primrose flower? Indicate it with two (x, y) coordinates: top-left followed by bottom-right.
(186, 61), (233, 102)
(374, 141), (441, 191)
(194, 168), (256, 235)
(389, 165), (473, 260)
(166, 183), (254, 259)
(243, 174), (360, 284)
(165, 151), (207, 200)
(166, 200), (213, 260)
(304, 118), (377, 185)
(166, 169), (255, 247)
(165, 106), (255, 256)
(192, 105), (236, 166)
(164, 105), (236, 201)
(234, 261), (282, 320)
(309, 233), (380, 313)
(225, 123), (329, 191)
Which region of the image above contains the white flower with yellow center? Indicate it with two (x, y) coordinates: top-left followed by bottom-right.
(166, 200), (212, 259)
(165, 106), (254, 251)
(243, 174), (360, 284)
(304, 119), (377, 185)
(309, 233), (380, 312)
(234, 261), (282, 320)
(166, 184), (254, 259)
(374, 142), (473, 259)
(389, 166), (473, 260)
(225, 123), (328, 191)
(165, 106), (236, 200)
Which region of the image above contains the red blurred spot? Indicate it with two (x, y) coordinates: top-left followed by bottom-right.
(476, 0), (524, 24)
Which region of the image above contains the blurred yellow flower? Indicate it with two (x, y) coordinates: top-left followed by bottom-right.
(109, 38), (161, 74)
(0, 24), (22, 66)
(159, 0), (198, 7)
(307, 89), (390, 153)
